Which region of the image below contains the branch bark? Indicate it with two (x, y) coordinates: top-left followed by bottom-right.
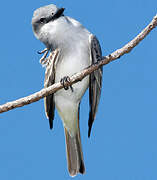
(0, 14), (157, 114)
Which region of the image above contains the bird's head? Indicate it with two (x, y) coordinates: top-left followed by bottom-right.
(32, 4), (65, 42)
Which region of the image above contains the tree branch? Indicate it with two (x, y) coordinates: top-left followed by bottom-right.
(0, 14), (157, 114)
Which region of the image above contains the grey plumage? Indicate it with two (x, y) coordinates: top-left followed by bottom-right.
(32, 4), (103, 176)
(64, 104), (85, 176)
(44, 50), (59, 129)
(89, 35), (103, 137)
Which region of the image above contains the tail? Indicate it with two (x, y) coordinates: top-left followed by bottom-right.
(64, 127), (85, 177)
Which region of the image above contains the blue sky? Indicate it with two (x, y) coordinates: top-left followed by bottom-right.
(0, 0), (157, 179)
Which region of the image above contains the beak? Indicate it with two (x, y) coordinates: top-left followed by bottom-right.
(54, 7), (65, 19)
(47, 7), (65, 23)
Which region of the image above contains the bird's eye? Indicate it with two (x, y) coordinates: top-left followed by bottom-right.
(40, 18), (46, 23)
(52, 13), (54, 15)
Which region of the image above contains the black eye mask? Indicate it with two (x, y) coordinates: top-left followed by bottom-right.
(39, 8), (65, 24)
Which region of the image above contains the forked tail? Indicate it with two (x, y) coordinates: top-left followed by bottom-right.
(64, 127), (85, 177)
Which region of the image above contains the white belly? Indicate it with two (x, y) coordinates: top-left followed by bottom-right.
(54, 49), (90, 136)
(54, 48), (90, 102)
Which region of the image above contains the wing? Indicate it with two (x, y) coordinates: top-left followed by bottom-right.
(88, 35), (103, 137)
(44, 50), (59, 129)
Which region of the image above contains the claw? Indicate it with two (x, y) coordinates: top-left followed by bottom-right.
(37, 48), (49, 65)
(60, 76), (74, 92)
(37, 48), (48, 54)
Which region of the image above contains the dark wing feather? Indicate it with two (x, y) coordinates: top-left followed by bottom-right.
(44, 51), (58, 129)
(88, 35), (103, 137)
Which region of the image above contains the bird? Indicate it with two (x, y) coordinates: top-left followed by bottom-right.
(32, 4), (103, 177)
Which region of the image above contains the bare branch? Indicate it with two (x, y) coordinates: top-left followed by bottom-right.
(0, 14), (157, 114)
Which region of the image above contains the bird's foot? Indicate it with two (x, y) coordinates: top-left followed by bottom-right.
(37, 48), (49, 65)
(60, 76), (74, 92)
(37, 48), (48, 55)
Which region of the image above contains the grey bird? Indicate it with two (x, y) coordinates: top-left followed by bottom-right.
(32, 4), (103, 177)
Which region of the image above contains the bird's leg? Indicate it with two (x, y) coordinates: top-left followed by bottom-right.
(60, 76), (74, 92)
(37, 48), (49, 64)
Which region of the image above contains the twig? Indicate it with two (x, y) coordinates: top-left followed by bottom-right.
(0, 14), (157, 114)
